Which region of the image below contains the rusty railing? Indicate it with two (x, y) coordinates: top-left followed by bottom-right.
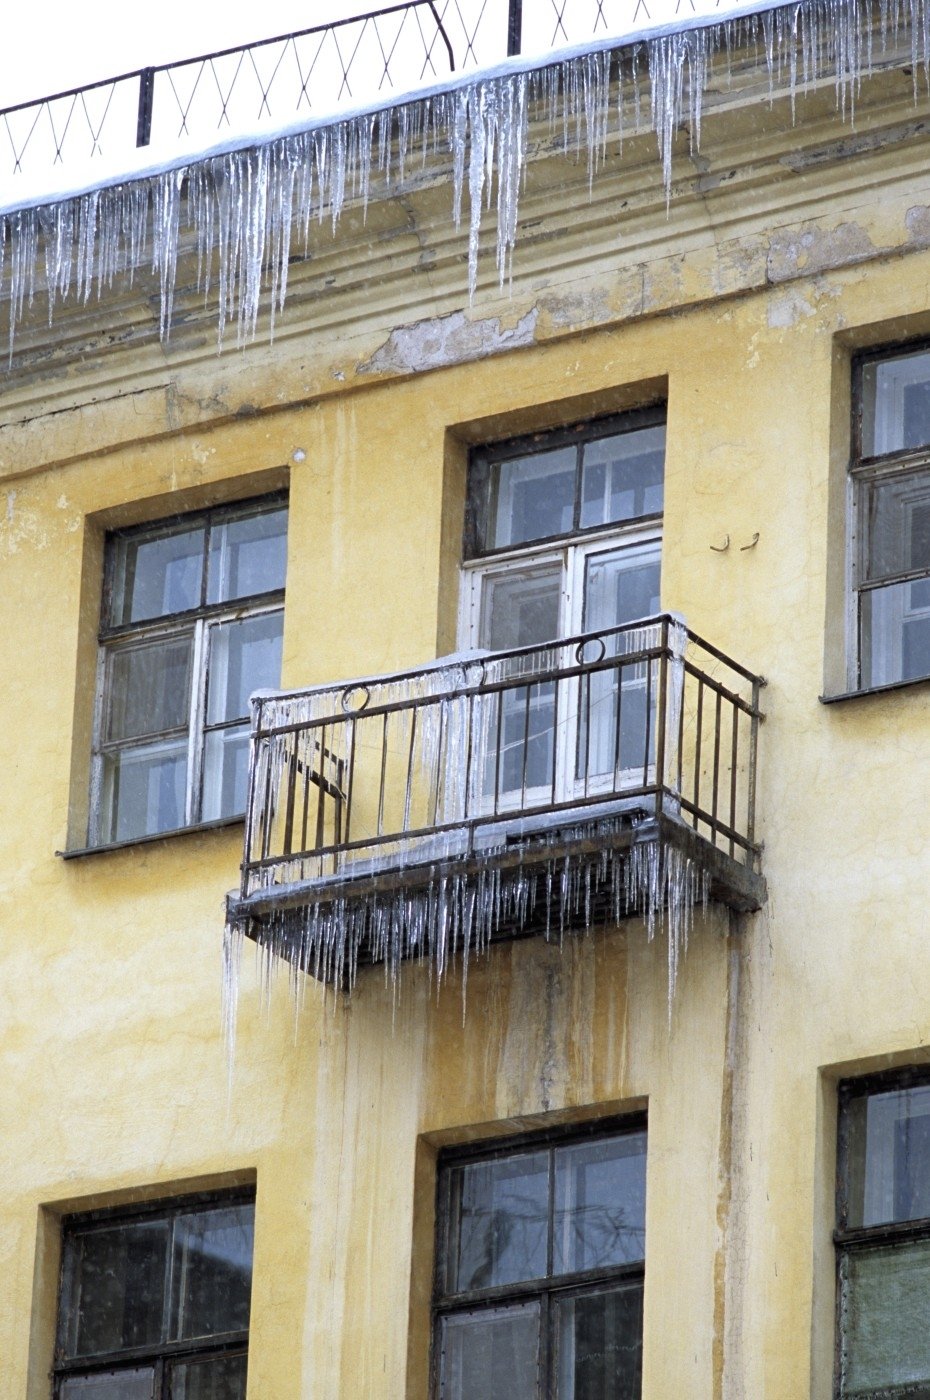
(237, 615), (764, 904)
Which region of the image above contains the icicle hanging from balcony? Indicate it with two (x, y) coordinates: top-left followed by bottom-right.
(223, 819), (709, 1006)
(1, 0), (928, 360)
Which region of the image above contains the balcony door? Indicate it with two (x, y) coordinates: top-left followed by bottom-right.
(462, 539), (661, 812)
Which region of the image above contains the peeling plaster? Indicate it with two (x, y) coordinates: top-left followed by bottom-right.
(357, 307), (539, 376)
(766, 221), (876, 283)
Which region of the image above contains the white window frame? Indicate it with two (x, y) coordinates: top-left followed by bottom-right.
(459, 412), (665, 813)
(90, 497), (287, 847)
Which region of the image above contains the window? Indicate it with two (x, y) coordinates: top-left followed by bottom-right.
(836, 1070), (930, 1397)
(91, 496), (287, 845)
(460, 412), (664, 802)
(851, 345), (930, 689)
(54, 1190), (254, 1398)
(433, 1120), (646, 1400)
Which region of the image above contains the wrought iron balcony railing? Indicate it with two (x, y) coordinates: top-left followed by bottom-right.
(227, 616), (765, 984)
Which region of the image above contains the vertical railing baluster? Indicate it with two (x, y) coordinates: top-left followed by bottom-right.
(136, 68), (155, 147)
(655, 620), (668, 818)
(746, 677), (762, 866)
(314, 723), (328, 851)
(710, 691), (723, 847)
(693, 678), (704, 834)
(403, 706), (418, 833)
(242, 697), (262, 890)
(729, 706), (739, 858)
(521, 684), (532, 804)
(343, 717), (357, 855)
(282, 734), (298, 856)
(507, 0), (523, 55)
(642, 655), (653, 798)
(493, 689), (504, 816)
(377, 712), (389, 837)
(463, 691), (476, 821)
(582, 669), (592, 797)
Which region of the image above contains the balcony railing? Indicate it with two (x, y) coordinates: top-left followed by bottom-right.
(227, 616), (765, 982)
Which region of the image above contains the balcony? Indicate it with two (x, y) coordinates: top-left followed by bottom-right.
(226, 615), (765, 985)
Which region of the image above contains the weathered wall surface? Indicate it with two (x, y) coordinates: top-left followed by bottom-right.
(3, 52), (930, 1400)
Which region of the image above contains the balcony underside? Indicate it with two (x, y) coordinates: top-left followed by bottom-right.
(227, 811), (766, 985)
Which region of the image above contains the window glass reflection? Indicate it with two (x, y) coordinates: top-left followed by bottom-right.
(169, 1204), (254, 1341)
(450, 1152), (550, 1291)
(553, 1133), (647, 1274)
(846, 1083), (930, 1228)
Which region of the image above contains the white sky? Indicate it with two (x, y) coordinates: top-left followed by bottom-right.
(1, 1), (373, 107)
(0, 0), (754, 208)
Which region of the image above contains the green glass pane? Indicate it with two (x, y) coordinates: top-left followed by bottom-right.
(841, 1242), (930, 1395)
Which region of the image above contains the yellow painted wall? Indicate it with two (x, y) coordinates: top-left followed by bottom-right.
(5, 59), (930, 1400)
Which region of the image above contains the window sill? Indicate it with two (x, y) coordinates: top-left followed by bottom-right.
(820, 674), (930, 704)
(57, 815), (244, 860)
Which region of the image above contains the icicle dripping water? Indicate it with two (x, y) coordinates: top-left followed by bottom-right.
(3, 0), (929, 359)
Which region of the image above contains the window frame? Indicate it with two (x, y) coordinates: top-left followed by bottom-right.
(53, 1186), (255, 1398)
(834, 1065), (930, 1399)
(463, 407), (666, 564)
(848, 341), (930, 693)
(431, 1114), (647, 1400)
(89, 493), (287, 848)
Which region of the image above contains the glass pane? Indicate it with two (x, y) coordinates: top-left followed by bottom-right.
(553, 1132), (647, 1274)
(478, 566), (562, 652)
(580, 426), (665, 529)
(109, 527), (205, 625)
(449, 1152), (550, 1292)
(860, 579), (930, 687)
(580, 548), (661, 778)
(106, 635), (194, 742)
(201, 725), (250, 823)
(555, 1282), (643, 1400)
(101, 739), (188, 842)
(862, 349), (930, 456)
(845, 1084), (930, 1228)
(206, 613), (283, 725)
(840, 1241), (930, 1396)
(60, 1220), (169, 1358)
(169, 1354), (248, 1400)
(439, 1302), (540, 1400)
(59, 1369), (154, 1399)
(207, 504), (288, 603)
(863, 469), (930, 581)
(169, 1203), (254, 1341)
(482, 447), (576, 549)
(583, 546), (661, 633)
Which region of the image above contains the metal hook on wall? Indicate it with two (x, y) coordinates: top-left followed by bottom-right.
(740, 532), (760, 551)
(710, 534), (730, 553)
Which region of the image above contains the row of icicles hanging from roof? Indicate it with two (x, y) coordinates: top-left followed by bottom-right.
(0, 0), (927, 361)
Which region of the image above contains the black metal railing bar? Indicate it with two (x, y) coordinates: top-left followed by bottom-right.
(239, 615), (764, 903)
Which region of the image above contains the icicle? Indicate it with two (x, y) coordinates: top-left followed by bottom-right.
(1, 0), (926, 362)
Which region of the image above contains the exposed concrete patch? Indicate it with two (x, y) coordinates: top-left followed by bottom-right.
(905, 204), (930, 247)
(356, 307), (538, 376)
(767, 287), (818, 328)
(766, 221), (876, 283)
(539, 284), (616, 331)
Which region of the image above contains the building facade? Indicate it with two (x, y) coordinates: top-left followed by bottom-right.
(3, 2), (930, 1396)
